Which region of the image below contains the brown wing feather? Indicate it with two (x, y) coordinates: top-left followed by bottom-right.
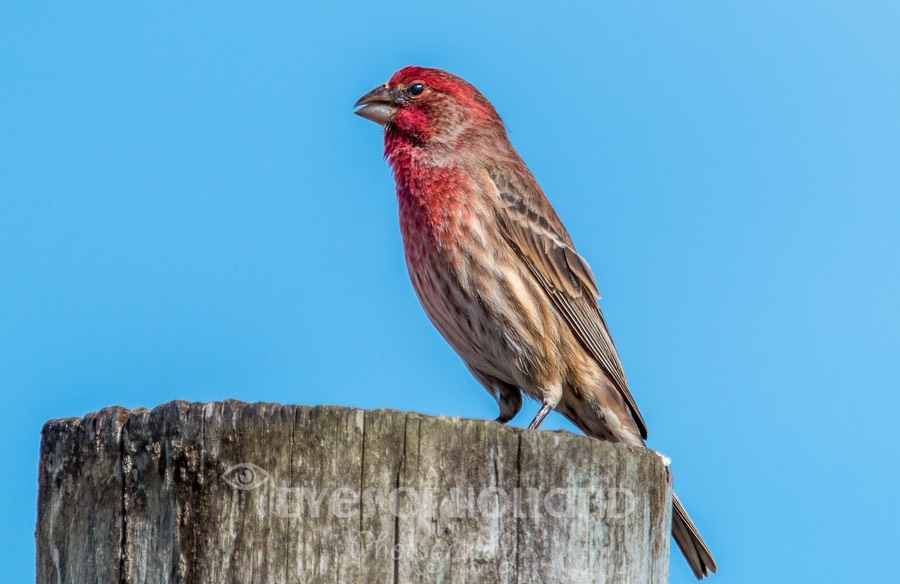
(488, 168), (648, 440)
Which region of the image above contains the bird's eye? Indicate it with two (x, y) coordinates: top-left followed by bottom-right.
(409, 83), (425, 97)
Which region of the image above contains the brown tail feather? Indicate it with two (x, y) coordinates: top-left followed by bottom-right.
(672, 493), (717, 579)
(556, 395), (717, 577)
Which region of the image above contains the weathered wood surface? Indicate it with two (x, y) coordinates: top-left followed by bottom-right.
(37, 401), (672, 583)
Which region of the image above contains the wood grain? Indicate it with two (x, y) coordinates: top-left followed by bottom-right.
(37, 401), (671, 583)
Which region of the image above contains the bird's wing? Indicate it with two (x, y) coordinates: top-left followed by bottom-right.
(488, 168), (648, 439)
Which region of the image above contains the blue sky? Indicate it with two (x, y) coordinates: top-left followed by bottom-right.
(2, 2), (899, 582)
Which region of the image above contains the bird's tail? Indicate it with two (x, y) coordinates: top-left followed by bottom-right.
(556, 394), (716, 577)
(672, 493), (717, 579)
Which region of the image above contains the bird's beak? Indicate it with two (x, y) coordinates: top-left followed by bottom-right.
(354, 84), (397, 126)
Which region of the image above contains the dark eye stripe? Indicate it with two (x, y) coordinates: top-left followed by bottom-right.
(409, 83), (425, 96)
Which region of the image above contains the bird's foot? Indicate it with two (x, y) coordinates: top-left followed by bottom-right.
(526, 402), (554, 430)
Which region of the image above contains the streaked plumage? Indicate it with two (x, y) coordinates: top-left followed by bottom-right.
(355, 66), (716, 579)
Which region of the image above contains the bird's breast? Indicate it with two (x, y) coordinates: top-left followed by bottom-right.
(396, 179), (560, 386)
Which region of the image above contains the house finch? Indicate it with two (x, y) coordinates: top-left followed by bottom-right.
(355, 66), (717, 579)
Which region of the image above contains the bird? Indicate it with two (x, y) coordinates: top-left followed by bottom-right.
(354, 66), (717, 579)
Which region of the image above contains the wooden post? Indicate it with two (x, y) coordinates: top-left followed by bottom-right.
(37, 401), (672, 583)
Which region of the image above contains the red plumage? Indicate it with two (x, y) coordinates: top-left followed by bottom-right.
(355, 66), (717, 579)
